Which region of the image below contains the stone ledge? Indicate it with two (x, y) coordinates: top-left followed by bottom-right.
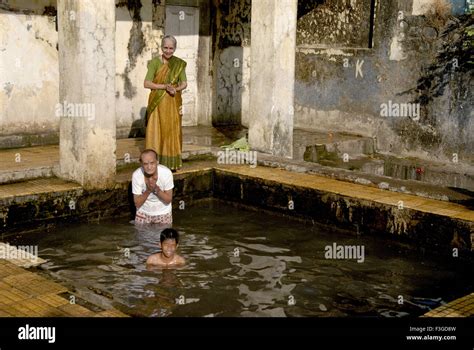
(213, 166), (473, 253)
(209, 147), (473, 205)
(1, 163), (472, 254)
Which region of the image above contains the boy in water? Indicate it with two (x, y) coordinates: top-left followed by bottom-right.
(146, 228), (185, 267)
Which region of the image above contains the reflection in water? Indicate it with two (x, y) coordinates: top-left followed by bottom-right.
(8, 201), (474, 317)
(233, 254), (300, 316)
(228, 241), (301, 316)
(133, 224), (166, 250)
(145, 267), (183, 288)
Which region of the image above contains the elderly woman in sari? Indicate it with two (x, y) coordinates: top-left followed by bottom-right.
(144, 35), (187, 172)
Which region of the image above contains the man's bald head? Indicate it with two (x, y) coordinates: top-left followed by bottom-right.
(140, 149), (158, 163)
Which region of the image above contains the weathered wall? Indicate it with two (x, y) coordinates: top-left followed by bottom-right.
(211, 0), (251, 126)
(0, 0), (59, 148)
(294, 0), (473, 164)
(1, 168), (213, 235)
(115, 0), (163, 139)
(0, 0), (212, 147)
(161, 0), (213, 127)
(0, 0), (161, 147)
(297, 0), (373, 48)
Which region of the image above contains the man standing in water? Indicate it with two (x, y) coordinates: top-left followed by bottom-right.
(132, 149), (174, 225)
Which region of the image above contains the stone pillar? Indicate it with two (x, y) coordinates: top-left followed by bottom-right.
(249, 0), (297, 158)
(57, 0), (116, 189)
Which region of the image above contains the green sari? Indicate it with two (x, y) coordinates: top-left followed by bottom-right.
(145, 56), (187, 170)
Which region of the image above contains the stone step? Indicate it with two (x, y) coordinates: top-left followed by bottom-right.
(0, 140), (212, 185)
(293, 129), (375, 162)
(313, 153), (474, 193)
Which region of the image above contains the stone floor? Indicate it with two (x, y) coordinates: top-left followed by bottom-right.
(1, 126), (472, 203)
(0, 260), (127, 317)
(423, 293), (474, 317)
(0, 131), (213, 184)
(0, 125), (399, 177)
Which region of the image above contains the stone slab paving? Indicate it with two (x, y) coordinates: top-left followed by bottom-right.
(424, 293), (474, 317)
(0, 260), (127, 317)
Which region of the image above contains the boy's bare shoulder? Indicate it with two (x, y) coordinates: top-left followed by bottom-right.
(146, 253), (163, 266)
(146, 254), (185, 267)
(176, 255), (186, 265)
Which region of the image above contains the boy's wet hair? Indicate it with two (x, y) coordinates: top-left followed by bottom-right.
(160, 228), (179, 244)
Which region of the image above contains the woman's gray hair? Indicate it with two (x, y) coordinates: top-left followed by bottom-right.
(161, 35), (177, 49)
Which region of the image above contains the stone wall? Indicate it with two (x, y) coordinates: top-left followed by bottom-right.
(115, 0), (164, 139)
(0, 0), (164, 148)
(2, 0), (472, 167)
(294, 0), (473, 164)
(211, 0), (251, 126)
(1, 168), (213, 236)
(0, 1), (59, 148)
(209, 0), (472, 165)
